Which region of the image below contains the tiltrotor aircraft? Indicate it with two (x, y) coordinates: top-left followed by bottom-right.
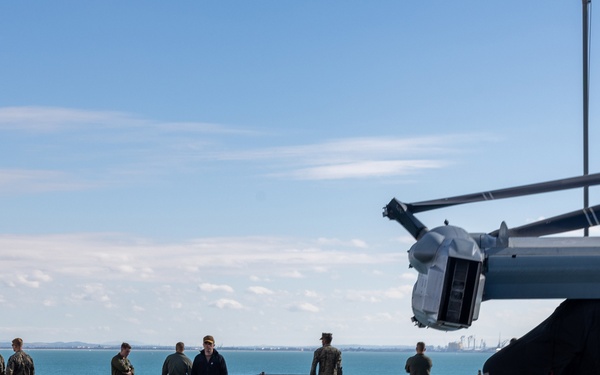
(383, 172), (600, 331)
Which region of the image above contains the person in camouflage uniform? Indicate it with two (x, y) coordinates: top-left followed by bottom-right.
(310, 333), (342, 375)
(111, 342), (135, 375)
(6, 338), (34, 375)
(1, 352), (5, 375)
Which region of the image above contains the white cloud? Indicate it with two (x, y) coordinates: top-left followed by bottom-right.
(344, 285), (413, 303)
(69, 283), (114, 308)
(383, 286), (412, 299)
(280, 270), (304, 279)
(316, 237), (369, 248)
(0, 106), (247, 135)
(287, 302), (320, 313)
(211, 299), (244, 310)
(0, 106), (140, 132)
(282, 160), (445, 180)
(16, 276), (40, 288)
(304, 290), (319, 298)
(215, 135), (488, 180)
(15, 270), (53, 288)
(350, 239), (368, 248)
(0, 234), (401, 286)
(247, 286), (274, 295)
(199, 283), (235, 293)
(0, 169), (99, 194)
(0, 107), (492, 192)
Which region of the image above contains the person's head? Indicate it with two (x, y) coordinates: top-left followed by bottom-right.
(176, 342), (185, 353)
(11, 338), (23, 352)
(320, 333), (333, 346)
(120, 342), (132, 357)
(416, 342), (426, 353)
(203, 335), (215, 355)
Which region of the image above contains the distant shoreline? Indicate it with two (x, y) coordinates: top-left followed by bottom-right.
(0, 343), (498, 353)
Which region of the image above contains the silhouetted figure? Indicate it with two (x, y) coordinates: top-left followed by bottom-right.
(483, 299), (600, 374)
(405, 341), (432, 375)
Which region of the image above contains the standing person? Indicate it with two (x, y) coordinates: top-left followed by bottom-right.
(162, 342), (193, 375)
(191, 335), (228, 375)
(405, 341), (432, 375)
(111, 342), (135, 375)
(0, 352), (5, 375)
(310, 332), (342, 375)
(6, 338), (34, 375)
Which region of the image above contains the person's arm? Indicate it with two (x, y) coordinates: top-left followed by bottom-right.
(309, 351), (319, 375)
(6, 356), (13, 375)
(219, 356), (228, 375)
(162, 357), (169, 375)
(111, 356), (132, 375)
(405, 358), (411, 373)
(190, 356), (199, 375)
(186, 357), (193, 375)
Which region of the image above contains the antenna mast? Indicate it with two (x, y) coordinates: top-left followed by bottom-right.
(583, 0), (591, 236)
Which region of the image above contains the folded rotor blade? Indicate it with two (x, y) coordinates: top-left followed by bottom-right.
(489, 204), (600, 237)
(383, 198), (429, 240)
(408, 172), (600, 213)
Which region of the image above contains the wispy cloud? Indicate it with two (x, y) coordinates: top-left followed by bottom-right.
(286, 302), (320, 313)
(0, 106), (491, 191)
(0, 233), (403, 285)
(215, 135), (486, 180)
(0, 106), (249, 135)
(200, 283), (235, 293)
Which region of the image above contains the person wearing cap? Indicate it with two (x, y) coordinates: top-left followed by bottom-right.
(162, 342), (193, 375)
(111, 342), (135, 375)
(6, 338), (35, 375)
(310, 332), (342, 375)
(191, 335), (228, 375)
(405, 341), (432, 375)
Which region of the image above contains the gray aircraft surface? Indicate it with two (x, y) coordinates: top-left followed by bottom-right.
(383, 172), (600, 331)
(383, 172), (600, 374)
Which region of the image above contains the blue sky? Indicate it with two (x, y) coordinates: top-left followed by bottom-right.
(1, 1), (599, 348)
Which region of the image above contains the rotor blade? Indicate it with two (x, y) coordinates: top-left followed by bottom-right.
(383, 198), (428, 240)
(489, 204), (600, 237)
(407, 172), (600, 213)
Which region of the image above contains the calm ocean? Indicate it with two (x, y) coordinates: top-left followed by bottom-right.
(0, 349), (493, 375)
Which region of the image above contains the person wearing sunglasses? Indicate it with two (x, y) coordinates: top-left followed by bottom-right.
(191, 335), (228, 375)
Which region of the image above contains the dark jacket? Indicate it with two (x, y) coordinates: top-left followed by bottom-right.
(405, 353), (432, 375)
(191, 349), (228, 375)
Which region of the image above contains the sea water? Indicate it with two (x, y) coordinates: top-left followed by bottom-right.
(0, 349), (492, 375)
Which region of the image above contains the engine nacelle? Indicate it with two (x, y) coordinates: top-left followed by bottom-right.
(408, 225), (485, 330)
